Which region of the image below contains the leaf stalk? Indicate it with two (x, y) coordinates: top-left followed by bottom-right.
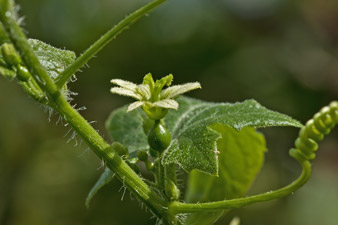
(168, 160), (312, 214)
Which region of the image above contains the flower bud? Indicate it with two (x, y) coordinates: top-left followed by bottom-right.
(17, 64), (31, 82)
(1, 43), (21, 66)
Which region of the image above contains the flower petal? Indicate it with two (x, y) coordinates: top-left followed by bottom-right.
(137, 84), (151, 100)
(127, 101), (144, 112)
(111, 79), (138, 91)
(160, 82), (201, 99)
(110, 87), (142, 100)
(153, 99), (179, 110)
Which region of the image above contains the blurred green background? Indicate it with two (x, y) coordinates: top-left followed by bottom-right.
(1, 0), (338, 224)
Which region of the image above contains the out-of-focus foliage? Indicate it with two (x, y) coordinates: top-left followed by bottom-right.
(0, 0), (337, 224)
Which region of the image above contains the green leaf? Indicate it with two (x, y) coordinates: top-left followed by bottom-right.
(106, 107), (148, 158)
(0, 39), (76, 82)
(28, 39), (76, 81)
(161, 97), (301, 175)
(184, 124), (266, 225)
(86, 168), (115, 208)
(106, 96), (302, 175)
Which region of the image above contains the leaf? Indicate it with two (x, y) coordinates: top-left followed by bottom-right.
(28, 39), (76, 81)
(0, 39), (76, 82)
(106, 96), (302, 175)
(106, 107), (148, 158)
(184, 124), (266, 225)
(161, 97), (301, 175)
(86, 168), (115, 208)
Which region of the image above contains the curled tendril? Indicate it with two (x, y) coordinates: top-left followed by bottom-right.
(168, 101), (338, 215)
(290, 101), (338, 162)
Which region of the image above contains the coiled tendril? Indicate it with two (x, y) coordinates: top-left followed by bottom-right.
(290, 101), (338, 162)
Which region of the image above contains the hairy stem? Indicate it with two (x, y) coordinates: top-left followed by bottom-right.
(165, 164), (177, 185)
(0, 0), (58, 96)
(168, 160), (312, 214)
(157, 161), (166, 191)
(55, 0), (168, 89)
(3, 0), (336, 221)
(0, 0), (168, 217)
(53, 97), (168, 215)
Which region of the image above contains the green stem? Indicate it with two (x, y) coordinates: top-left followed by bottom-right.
(157, 161), (166, 191)
(0, 0), (58, 97)
(0, 21), (9, 44)
(0, 0), (168, 217)
(55, 0), (167, 89)
(165, 164), (177, 185)
(164, 164), (180, 202)
(53, 97), (167, 215)
(168, 160), (312, 214)
(20, 80), (47, 104)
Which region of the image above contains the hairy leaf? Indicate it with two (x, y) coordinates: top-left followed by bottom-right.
(162, 97), (301, 175)
(106, 96), (302, 175)
(86, 168), (115, 208)
(0, 39), (76, 81)
(184, 125), (266, 225)
(28, 39), (76, 80)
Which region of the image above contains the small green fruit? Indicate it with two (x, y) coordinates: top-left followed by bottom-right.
(111, 142), (129, 157)
(148, 121), (171, 152)
(145, 161), (154, 171)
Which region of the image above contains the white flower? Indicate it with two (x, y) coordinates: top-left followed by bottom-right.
(111, 73), (201, 120)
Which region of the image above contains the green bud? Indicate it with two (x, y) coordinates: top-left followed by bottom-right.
(1, 43), (21, 66)
(0, 57), (8, 67)
(111, 142), (129, 157)
(148, 121), (171, 152)
(137, 150), (148, 162)
(0, 23), (10, 45)
(165, 179), (180, 201)
(17, 64), (31, 82)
